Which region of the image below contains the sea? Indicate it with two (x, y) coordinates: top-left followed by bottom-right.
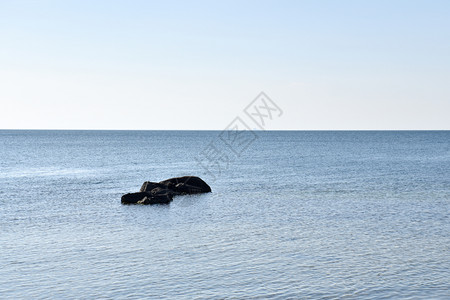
(0, 130), (449, 299)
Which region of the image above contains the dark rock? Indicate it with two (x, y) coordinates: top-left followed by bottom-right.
(150, 187), (174, 196)
(173, 183), (205, 194)
(159, 176), (211, 194)
(121, 192), (150, 204)
(137, 197), (152, 205)
(121, 191), (172, 205)
(137, 195), (172, 205)
(139, 181), (166, 192)
(121, 176), (211, 205)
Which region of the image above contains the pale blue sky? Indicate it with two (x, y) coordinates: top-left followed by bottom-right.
(1, 0), (449, 129)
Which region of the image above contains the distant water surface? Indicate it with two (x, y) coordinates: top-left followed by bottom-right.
(0, 130), (449, 299)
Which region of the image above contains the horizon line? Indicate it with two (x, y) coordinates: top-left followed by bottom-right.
(1, 129), (449, 132)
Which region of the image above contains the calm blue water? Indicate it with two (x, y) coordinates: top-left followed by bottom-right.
(0, 130), (449, 299)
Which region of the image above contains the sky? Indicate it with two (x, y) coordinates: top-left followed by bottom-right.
(0, 0), (449, 130)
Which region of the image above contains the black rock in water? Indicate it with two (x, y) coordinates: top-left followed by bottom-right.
(121, 191), (173, 205)
(159, 176), (212, 194)
(139, 181), (167, 192)
(121, 176), (211, 205)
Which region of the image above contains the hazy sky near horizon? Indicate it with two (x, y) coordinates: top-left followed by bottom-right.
(1, 0), (449, 130)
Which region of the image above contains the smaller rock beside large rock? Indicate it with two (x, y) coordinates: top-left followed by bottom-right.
(121, 176), (211, 205)
(121, 191), (173, 205)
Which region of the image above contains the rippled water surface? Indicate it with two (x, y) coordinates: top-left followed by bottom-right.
(0, 130), (449, 299)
